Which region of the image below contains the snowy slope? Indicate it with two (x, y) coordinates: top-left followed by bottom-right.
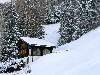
(55, 27), (100, 51)
(28, 49), (100, 75)
(1, 24), (100, 75)
(28, 26), (100, 75)
(43, 23), (60, 46)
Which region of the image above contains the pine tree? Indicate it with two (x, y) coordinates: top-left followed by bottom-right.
(58, 0), (99, 45)
(0, 2), (26, 73)
(27, 0), (45, 38)
(44, 0), (60, 24)
(58, 0), (77, 45)
(1, 1), (22, 62)
(16, 0), (45, 38)
(0, 3), (4, 50)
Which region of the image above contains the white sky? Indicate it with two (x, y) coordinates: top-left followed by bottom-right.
(0, 0), (11, 3)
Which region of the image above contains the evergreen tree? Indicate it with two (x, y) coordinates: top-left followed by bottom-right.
(27, 0), (45, 38)
(0, 3), (4, 50)
(58, 0), (99, 45)
(16, 0), (45, 38)
(58, 0), (77, 45)
(1, 1), (22, 62)
(44, 0), (61, 24)
(0, 2), (26, 73)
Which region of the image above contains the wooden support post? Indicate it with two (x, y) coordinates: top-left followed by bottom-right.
(50, 47), (53, 53)
(31, 47), (33, 62)
(26, 57), (29, 64)
(32, 55), (33, 62)
(40, 49), (43, 56)
(50, 49), (52, 53)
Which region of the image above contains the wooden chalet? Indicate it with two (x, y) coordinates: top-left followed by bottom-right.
(17, 37), (56, 58)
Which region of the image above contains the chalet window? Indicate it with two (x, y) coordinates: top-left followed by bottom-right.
(43, 48), (50, 55)
(19, 49), (26, 55)
(32, 48), (41, 56)
(37, 48), (41, 55)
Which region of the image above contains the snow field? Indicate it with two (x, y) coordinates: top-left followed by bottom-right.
(43, 23), (60, 46)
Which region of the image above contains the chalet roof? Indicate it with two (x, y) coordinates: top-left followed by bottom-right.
(20, 37), (56, 47)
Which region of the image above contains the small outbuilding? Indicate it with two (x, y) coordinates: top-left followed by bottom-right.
(17, 37), (56, 58)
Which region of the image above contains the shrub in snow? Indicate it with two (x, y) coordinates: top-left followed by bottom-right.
(0, 58), (26, 73)
(22, 65), (31, 73)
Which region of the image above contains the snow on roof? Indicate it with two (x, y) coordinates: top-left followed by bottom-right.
(20, 37), (56, 47)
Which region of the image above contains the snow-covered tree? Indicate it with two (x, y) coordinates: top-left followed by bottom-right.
(0, 3), (4, 50)
(44, 0), (60, 24)
(28, 0), (45, 38)
(16, 0), (45, 38)
(0, 1), (22, 62)
(0, 1), (26, 73)
(58, 0), (78, 45)
(58, 0), (99, 45)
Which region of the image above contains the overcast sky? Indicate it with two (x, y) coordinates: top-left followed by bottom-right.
(0, 0), (11, 3)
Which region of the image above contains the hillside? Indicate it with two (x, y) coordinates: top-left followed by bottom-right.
(1, 23), (100, 75)
(27, 24), (100, 75)
(56, 26), (100, 51)
(43, 23), (60, 46)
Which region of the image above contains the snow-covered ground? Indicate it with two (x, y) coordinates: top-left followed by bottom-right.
(1, 23), (100, 75)
(0, 0), (10, 3)
(43, 23), (60, 46)
(28, 25), (100, 75)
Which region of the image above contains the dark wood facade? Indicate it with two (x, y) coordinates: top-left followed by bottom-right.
(17, 39), (55, 58)
(17, 40), (29, 58)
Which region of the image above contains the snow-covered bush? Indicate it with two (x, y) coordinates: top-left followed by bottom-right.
(22, 65), (31, 73)
(0, 58), (26, 73)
